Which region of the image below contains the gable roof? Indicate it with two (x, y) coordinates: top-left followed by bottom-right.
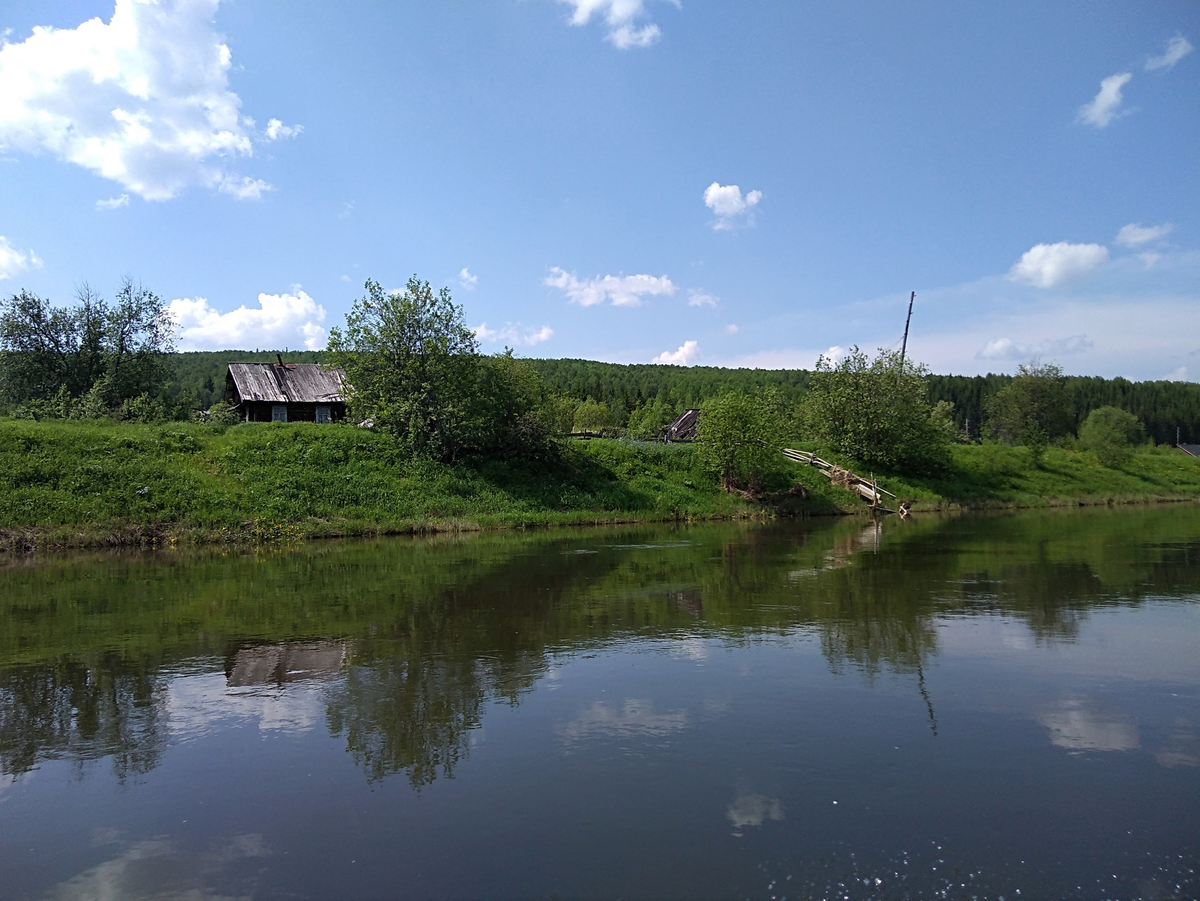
(666, 408), (701, 441)
(227, 362), (346, 404)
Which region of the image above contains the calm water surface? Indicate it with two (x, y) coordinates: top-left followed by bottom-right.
(1, 507), (1198, 900)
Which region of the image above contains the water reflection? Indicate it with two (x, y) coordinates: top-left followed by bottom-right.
(0, 506), (1198, 789)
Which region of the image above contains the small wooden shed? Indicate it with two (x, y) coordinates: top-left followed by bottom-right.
(224, 358), (347, 423)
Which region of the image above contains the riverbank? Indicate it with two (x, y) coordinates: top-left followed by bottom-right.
(0, 419), (755, 550)
(2, 420), (1198, 550)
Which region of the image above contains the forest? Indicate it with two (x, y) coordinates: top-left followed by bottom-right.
(166, 353), (1200, 445)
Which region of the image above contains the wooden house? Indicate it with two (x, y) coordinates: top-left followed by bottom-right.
(224, 358), (348, 423)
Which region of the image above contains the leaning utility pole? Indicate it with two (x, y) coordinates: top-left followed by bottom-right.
(899, 291), (915, 370)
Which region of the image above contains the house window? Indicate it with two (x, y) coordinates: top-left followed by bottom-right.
(272, 405), (288, 422)
(315, 406), (331, 424)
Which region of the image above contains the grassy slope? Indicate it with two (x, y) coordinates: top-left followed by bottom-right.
(2, 420), (1199, 548)
(0, 420), (750, 546)
(818, 442), (1200, 510)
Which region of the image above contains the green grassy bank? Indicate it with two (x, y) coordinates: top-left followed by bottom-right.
(2, 419), (1199, 550)
(0, 419), (753, 549)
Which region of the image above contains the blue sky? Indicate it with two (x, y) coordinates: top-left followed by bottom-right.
(0, 1), (1197, 379)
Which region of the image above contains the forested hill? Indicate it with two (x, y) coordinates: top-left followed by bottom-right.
(167, 353), (1200, 444)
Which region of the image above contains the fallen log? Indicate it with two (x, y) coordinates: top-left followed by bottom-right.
(781, 448), (898, 511)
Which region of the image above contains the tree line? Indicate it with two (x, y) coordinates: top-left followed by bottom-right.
(3, 278), (1199, 476)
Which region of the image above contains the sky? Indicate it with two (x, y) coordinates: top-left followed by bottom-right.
(0, 0), (1197, 380)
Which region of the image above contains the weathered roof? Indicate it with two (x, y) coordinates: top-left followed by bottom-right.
(227, 362), (346, 404)
(1179, 443), (1200, 457)
(666, 408), (701, 441)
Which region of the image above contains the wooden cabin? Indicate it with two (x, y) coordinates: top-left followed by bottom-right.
(224, 358), (348, 423)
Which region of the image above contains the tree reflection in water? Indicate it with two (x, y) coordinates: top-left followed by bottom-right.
(1, 504), (1198, 784)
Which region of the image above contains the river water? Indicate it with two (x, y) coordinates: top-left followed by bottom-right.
(1, 507), (1198, 900)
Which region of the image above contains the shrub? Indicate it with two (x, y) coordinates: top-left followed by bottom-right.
(1079, 406), (1144, 468)
(800, 347), (952, 474)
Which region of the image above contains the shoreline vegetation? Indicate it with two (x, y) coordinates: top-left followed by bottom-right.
(2, 418), (1199, 552)
(4, 279), (1199, 552)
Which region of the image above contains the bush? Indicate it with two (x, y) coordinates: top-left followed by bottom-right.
(572, 397), (611, 433)
(800, 347), (952, 475)
(697, 390), (784, 491)
(1079, 406), (1144, 468)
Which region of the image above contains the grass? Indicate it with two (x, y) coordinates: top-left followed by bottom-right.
(0, 419), (752, 548)
(805, 441), (1200, 511)
(2, 419), (1198, 550)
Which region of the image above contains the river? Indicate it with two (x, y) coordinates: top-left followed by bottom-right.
(1, 506), (1198, 899)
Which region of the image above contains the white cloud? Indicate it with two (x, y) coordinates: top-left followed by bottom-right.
(169, 288), (327, 350)
(473, 322), (554, 347)
(544, 267), (676, 307)
(703, 182), (762, 230)
(1076, 72), (1132, 128)
(0, 235), (43, 279)
(95, 193), (129, 210)
(1116, 222), (1172, 248)
(725, 323), (738, 334)
(976, 334), (1093, 361)
(459, 267), (478, 290)
(687, 289), (718, 307)
(0, 0), (293, 201)
(1146, 34), (1193, 71)
(214, 173), (272, 200)
(652, 339), (699, 365)
(1007, 242), (1109, 288)
(264, 118), (302, 140)
(558, 0), (663, 49)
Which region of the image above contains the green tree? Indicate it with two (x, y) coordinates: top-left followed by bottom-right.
(572, 397), (611, 433)
(627, 397), (675, 440)
(328, 277), (482, 460)
(800, 347), (952, 474)
(697, 390), (783, 490)
(1079, 406), (1144, 468)
(0, 280), (175, 412)
(984, 362), (1073, 466)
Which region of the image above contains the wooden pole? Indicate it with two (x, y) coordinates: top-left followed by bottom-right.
(899, 291), (915, 370)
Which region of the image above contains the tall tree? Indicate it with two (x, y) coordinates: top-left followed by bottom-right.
(328, 277), (486, 460)
(984, 362), (1073, 465)
(0, 280), (174, 409)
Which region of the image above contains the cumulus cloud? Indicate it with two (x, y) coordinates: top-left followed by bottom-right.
(977, 334), (1093, 361)
(1146, 34), (1193, 71)
(95, 193), (130, 210)
(473, 322), (554, 347)
(544, 267), (676, 307)
(1007, 242), (1109, 288)
(0, 236), (43, 279)
(1077, 73), (1132, 128)
(0, 0), (293, 201)
(459, 267), (478, 290)
(652, 339), (699, 365)
(169, 288), (327, 350)
(558, 0), (663, 49)
(264, 118), (302, 141)
(703, 182), (762, 230)
(1116, 222), (1172, 248)
(687, 289), (718, 307)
